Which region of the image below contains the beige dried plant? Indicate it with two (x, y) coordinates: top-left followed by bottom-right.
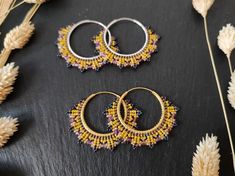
(4, 21), (35, 50)
(192, 0), (235, 172)
(192, 0), (215, 18)
(0, 63), (19, 104)
(24, 0), (46, 3)
(0, 117), (18, 147)
(0, 0), (45, 19)
(192, 134), (220, 176)
(217, 24), (235, 74)
(228, 71), (235, 110)
(0, 2), (40, 104)
(0, 21), (35, 68)
(0, 0), (15, 26)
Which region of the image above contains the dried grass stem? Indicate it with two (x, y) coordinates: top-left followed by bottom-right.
(203, 16), (235, 173)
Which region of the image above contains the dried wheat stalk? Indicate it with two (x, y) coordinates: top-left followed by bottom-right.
(0, 117), (19, 147)
(0, 2), (40, 106)
(192, 0), (235, 172)
(0, 21), (35, 68)
(217, 24), (235, 74)
(0, 63), (19, 104)
(192, 134), (220, 176)
(228, 71), (235, 110)
(0, 0), (15, 26)
(24, 0), (46, 3)
(0, 0), (46, 19)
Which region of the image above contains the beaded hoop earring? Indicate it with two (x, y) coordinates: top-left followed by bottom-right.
(93, 18), (159, 68)
(68, 91), (140, 150)
(57, 20), (117, 71)
(106, 87), (178, 148)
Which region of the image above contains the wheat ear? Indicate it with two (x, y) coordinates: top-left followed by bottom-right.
(0, 117), (19, 147)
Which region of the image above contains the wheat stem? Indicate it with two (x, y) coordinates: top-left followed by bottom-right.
(0, 0), (16, 26)
(0, 0), (25, 19)
(0, 49), (11, 68)
(227, 55), (233, 75)
(10, 0), (25, 10)
(203, 17), (235, 173)
(23, 3), (40, 23)
(0, 3), (39, 68)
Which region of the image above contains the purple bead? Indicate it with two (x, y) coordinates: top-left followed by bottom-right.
(114, 129), (119, 135)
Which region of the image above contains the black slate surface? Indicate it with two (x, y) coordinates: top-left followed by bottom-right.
(0, 0), (235, 175)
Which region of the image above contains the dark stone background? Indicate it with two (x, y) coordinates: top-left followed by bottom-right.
(0, 0), (235, 175)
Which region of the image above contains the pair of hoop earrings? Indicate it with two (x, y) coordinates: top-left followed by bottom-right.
(68, 87), (178, 151)
(57, 18), (159, 71)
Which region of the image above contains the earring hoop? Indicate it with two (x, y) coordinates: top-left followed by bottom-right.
(93, 18), (159, 68)
(108, 87), (178, 147)
(57, 20), (112, 71)
(105, 18), (149, 57)
(68, 91), (140, 150)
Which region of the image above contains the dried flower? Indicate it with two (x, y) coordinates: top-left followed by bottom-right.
(4, 21), (35, 50)
(192, 134), (220, 176)
(0, 21), (35, 67)
(24, 0), (46, 4)
(0, 0), (15, 26)
(228, 71), (235, 109)
(0, 63), (19, 104)
(192, 0), (235, 172)
(218, 24), (235, 59)
(0, 117), (18, 147)
(0, 0), (44, 20)
(192, 0), (215, 18)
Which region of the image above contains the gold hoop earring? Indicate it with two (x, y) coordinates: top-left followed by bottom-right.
(68, 91), (140, 150)
(106, 87), (178, 148)
(93, 18), (159, 68)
